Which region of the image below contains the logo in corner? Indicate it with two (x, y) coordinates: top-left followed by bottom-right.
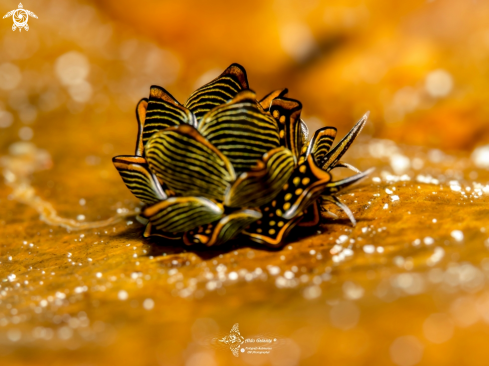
(217, 323), (245, 357)
(3, 3), (37, 32)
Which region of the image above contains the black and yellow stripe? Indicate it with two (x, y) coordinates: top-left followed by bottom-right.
(142, 86), (197, 147)
(269, 97), (304, 160)
(135, 98), (148, 156)
(183, 209), (262, 246)
(259, 88), (288, 111)
(144, 196), (224, 233)
(282, 163), (373, 222)
(321, 112), (369, 170)
(145, 125), (236, 201)
(280, 154), (335, 220)
(277, 154), (333, 220)
(198, 90), (280, 174)
(112, 155), (166, 205)
(243, 154), (332, 246)
(306, 127), (337, 165)
(185, 63), (249, 121)
(225, 146), (295, 208)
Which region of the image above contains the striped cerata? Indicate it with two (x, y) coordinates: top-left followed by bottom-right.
(113, 64), (373, 247)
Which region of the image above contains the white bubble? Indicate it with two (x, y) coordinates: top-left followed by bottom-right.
(57, 326), (73, 340)
(427, 247), (445, 266)
(0, 63), (22, 90)
(0, 110), (13, 128)
(450, 230), (464, 242)
(268, 266), (280, 276)
(392, 273), (425, 295)
(423, 237), (434, 245)
(68, 81), (92, 103)
(303, 285), (321, 300)
(394, 87), (420, 113)
(284, 270), (294, 279)
(472, 145), (489, 169)
(7, 329), (21, 342)
(18, 126), (33, 140)
(19, 105), (37, 124)
(280, 22), (317, 62)
(422, 313), (454, 344)
(55, 51), (90, 86)
(411, 158), (424, 170)
(338, 234), (349, 243)
(143, 298), (154, 310)
(118, 290), (128, 301)
(425, 69), (453, 97)
(144, 48), (180, 85)
(390, 336), (423, 366)
(330, 301), (360, 330)
(363, 245), (375, 254)
(450, 185), (461, 192)
(343, 281), (364, 300)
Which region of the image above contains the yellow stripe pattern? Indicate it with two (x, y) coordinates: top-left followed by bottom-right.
(184, 209), (262, 246)
(321, 112), (369, 170)
(198, 91), (280, 174)
(142, 86), (196, 146)
(144, 197), (224, 233)
(225, 147), (295, 208)
(112, 155), (166, 205)
(145, 125), (236, 201)
(269, 97), (304, 160)
(243, 154), (332, 246)
(185, 64), (249, 121)
(307, 127), (337, 165)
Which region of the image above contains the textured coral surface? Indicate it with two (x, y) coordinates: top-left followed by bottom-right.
(3, 138), (489, 366)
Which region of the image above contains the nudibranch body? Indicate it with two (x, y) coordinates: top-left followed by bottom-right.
(113, 64), (372, 247)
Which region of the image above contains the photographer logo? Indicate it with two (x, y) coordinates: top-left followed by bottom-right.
(3, 3), (38, 32)
(215, 323), (277, 357)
